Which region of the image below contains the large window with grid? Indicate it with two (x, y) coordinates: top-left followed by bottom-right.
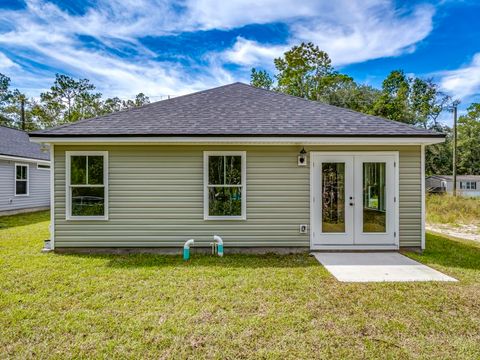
(204, 151), (246, 220)
(66, 151), (108, 220)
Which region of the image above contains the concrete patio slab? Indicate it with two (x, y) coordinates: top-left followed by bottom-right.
(313, 252), (457, 282)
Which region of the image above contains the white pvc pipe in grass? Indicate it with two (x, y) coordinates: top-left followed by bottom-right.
(183, 239), (194, 260)
(213, 235), (224, 257)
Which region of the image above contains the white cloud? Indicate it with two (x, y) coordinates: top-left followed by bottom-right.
(0, 1), (230, 97)
(0, 52), (19, 71)
(184, 0), (321, 30)
(220, 1), (435, 67)
(439, 53), (480, 100)
(222, 38), (288, 67)
(0, 0), (436, 98)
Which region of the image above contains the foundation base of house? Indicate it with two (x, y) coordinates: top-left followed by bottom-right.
(0, 206), (49, 216)
(52, 246), (421, 255)
(400, 247), (423, 254)
(53, 247), (310, 255)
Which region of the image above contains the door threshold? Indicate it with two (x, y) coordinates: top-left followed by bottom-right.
(311, 245), (399, 251)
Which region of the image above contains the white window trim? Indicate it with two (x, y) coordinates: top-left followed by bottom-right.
(203, 151), (247, 220)
(460, 181), (477, 190)
(14, 163), (29, 196)
(37, 163), (51, 170)
(65, 151), (109, 221)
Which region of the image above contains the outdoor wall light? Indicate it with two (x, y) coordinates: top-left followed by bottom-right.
(298, 147), (307, 166)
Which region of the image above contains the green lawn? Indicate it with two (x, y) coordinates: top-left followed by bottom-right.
(1, 211), (479, 359)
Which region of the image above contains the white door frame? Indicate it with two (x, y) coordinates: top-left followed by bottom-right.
(311, 155), (355, 245)
(310, 151), (400, 250)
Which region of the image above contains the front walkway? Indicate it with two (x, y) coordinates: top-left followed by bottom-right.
(313, 252), (457, 282)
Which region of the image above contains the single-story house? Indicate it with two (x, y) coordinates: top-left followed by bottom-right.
(0, 125), (50, 215)
(426, 175), (480, 197)
(30, 83), (445, 252)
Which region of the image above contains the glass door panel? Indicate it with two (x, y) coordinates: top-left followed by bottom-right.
(362, 162), (386, 233)
(354, 155), (396, 245)
(322, 163), (346, 233)
(312, 154), (354, 246)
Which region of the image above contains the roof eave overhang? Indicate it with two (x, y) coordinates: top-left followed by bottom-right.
(0, 154), (50, 164)
(29, 135), (445, 146)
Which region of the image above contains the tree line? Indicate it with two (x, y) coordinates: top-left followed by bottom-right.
(251, 42), (480, 176)
(0, 73), (150, 131)
(0, 42), (478, 175)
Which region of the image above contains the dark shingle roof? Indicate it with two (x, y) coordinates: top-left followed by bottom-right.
(30, 82), (444, 138)
(0, 125), (49, 160)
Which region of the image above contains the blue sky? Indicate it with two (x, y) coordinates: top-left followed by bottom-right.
(0, 0), (479, 124)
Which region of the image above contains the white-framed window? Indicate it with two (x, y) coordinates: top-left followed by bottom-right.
(15, 163), (29, 196)
(37, 163), (50, 170)
(66, 151), (108, 220)
(204, 151), (246, 220)
(460, 181), (477, 190)
(441, 180), (447, 190)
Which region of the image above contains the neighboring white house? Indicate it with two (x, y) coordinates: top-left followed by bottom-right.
(426, 175), (480, 197)
(0, 125), (50, 215)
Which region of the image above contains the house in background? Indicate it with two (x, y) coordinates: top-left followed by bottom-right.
(30, 83), (445, 252)
(426, 175), (480, 197)
(0, 125), (50, 215)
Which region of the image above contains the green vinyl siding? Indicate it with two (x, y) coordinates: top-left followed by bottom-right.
(53, 145), (422, 248)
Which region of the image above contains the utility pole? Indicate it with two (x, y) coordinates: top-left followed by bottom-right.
(20, 95), (25, 130)
(452, 100), (460, 197)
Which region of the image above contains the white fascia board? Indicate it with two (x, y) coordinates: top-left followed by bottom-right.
(30, 136), (445, 146)
(0, 154), (50, 165)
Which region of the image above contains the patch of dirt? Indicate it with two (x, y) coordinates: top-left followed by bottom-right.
(426, 223), (480, 242)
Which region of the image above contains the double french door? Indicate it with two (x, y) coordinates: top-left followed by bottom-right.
(311, 152), (398, 249)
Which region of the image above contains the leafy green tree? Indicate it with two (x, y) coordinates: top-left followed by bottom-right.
(2, 73), (150, 130)
(250, 68), (273, 90)
(274, 42), (339, 100)
(0, 73), (13, 126)
(425, 125), (453, 176)
(122, 93), (150, 109)
(102, 93), (150, 115)
(373, 70), (450, 128)
(73, 92), (103, 120)
(457, 103), (480, 175)
(2, 90), (38, 131)
(102, 97), (123, 114)
(0, 73), (38, 130)
(372, 70), (413, 124)
(271, 42), (381, 113)
(34, 74), (101, 127)
(410, 78), (450, 129)
(318, 79), (380, 113)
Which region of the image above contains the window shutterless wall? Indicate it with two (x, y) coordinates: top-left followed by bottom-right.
(52, 145), (422, 248)
(0, 159), (50, 213)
